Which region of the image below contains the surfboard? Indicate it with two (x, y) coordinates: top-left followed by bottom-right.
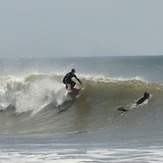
(67, 88), (81, 94)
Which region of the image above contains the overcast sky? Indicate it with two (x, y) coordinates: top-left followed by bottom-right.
(0, 0), (163, 57)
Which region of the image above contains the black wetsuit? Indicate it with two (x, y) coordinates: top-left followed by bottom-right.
(118, 92), (150, 112)
(63, 72), (81, 89)
(136, 92), (150, 105)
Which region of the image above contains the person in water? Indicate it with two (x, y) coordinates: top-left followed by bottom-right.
(136, 92), (150, 105)
(63, 68), (82, 90)
(118, 92), (150, 112)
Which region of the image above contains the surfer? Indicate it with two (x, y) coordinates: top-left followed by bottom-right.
(136, 92), (150, 106)
(63, 68), (82, 90)
(118, 92), (150, 112)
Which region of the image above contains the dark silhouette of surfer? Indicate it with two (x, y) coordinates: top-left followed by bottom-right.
(136, 92), (150, 105)
(118, 92), (150, 112)
(63, 69), (82, 90)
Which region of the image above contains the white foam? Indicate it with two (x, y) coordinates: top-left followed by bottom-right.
(0, 74), (70, 115)
(1, 146), (163, 163)
(79, 73), (147, 83)
(15, 78), (68, 115)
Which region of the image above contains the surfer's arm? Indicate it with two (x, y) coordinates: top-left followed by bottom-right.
(77, 78), (82, 84)
(75, 76), (82, 84)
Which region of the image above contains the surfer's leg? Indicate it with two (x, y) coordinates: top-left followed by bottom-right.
(118, 107), (128, 112)
(70, 81), (76, 89)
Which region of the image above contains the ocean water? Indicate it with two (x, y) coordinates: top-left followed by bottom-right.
(0, 56), (163, 162)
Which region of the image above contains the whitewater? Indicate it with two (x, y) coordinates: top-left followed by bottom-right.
(0, 56), (163, 162)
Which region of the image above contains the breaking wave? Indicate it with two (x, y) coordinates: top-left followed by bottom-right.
(0, 73), (162, 135)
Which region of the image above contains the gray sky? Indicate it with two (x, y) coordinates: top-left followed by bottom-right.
(0, 0), (163, 57)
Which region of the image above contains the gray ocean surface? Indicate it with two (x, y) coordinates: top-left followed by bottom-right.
(0, 56), (163, 162)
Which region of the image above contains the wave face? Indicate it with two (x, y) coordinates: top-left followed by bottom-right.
(0, 73), (162, 136)
(0, 56), (163, 138)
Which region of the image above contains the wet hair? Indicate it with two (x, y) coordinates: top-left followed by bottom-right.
(143, 92), (150, 99)
(71, 68), (76, 73)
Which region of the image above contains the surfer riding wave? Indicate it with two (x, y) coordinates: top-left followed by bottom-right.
(63, 69), (82, 90)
